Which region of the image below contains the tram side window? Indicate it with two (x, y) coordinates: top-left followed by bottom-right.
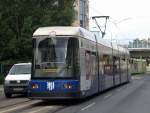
(120, 56), (127, 73)
(113, 56), (117, 73)
(85, 51), (96, 80)
(66, 38), (80, 77)
(113, 56), (120, 74)
(103, 55), (113, 75)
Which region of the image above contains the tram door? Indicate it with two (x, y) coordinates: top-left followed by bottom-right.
(98, 55), (105, 92)
(102, 55), (114, 90)
(120, 56), (127, 83)
(113, 56), (121, 85)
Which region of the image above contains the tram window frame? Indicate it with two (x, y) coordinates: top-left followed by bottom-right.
(66, 38), (80, 78)
(32, 37), (80, 79)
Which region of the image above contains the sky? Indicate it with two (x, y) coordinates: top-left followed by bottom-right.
(89, 0), (150, 44)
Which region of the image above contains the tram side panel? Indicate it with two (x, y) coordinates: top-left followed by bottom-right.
(98, 54), (105, 92)
(127, 58), (131, 82)
(103, 55), (114, 89)
(100, 46), (114, 90)
(125, 58), (129, 82)
(120, 57), (128, 83)
(113, 56), (121, 86)
(79, 38), (99, 98)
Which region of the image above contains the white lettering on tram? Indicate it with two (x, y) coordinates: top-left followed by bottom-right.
(47, 82), (55, 91)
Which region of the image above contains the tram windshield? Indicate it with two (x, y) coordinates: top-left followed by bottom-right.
(32, 37), (80, 78)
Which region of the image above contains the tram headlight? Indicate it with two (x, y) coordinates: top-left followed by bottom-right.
(64, 84), (72, 89)
(31, 83), (39, 89)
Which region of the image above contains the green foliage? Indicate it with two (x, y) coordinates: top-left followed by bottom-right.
(0, 0), (75, 64)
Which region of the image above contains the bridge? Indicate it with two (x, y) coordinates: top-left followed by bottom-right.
(129, 48), (150, 59)
(129, 48), (150, 69)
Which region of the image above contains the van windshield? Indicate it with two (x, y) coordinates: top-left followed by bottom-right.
(9, 64), (31, 75)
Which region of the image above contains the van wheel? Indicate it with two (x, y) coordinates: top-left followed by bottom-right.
(4, 93), (12, 98)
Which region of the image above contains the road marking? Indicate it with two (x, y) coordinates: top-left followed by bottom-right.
(104, 94), (112, 99)
(0, 101), (40, 113)
(81, 102), (96, 111)
(27, 106), (53, 113)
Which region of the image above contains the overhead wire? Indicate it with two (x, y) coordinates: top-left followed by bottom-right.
(89, 6), (136, 44)
(89, 6), (122, 32)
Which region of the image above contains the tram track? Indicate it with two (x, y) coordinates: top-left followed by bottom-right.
(0, 100), (57, 113)
(0, 99), (66, 113)
(0, 99), (31, 109)
(0, 100), (41, 112)
(0, 83), (128, 113)
(20, 105), (65, 113)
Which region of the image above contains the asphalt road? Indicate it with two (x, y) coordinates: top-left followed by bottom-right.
(0, 74), (150, 113)
(56, 74), (150, 113)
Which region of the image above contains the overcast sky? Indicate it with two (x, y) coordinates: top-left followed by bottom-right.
(89, 0), (150, 44)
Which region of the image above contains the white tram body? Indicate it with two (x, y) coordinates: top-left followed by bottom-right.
(28, 27), (130, 99)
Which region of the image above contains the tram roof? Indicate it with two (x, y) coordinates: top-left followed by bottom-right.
(33, 26), (111, 47)
(33, 26), (94, 39)
(33, 26), (129, 54)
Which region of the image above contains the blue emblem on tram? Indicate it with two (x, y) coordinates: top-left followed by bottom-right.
(47, 82), (55, 91)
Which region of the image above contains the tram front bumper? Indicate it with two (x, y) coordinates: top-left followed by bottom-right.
(28, 91), (81, 99)
(28, 79), (81, 99)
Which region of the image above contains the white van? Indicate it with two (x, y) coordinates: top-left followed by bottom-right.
(4, 63), (31, 98)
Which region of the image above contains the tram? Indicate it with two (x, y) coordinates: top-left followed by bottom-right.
(28, 27), (130, 99)
(130, 58), (146, 74)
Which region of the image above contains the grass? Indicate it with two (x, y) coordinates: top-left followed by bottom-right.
(0, 74), (4, 84)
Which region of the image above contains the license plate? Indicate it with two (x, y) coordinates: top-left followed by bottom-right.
(13, 88), (23, 91)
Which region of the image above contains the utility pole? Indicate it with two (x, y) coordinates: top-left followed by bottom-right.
(92, 16), (109, 38)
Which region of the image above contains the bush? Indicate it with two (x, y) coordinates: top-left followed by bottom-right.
(0, 74), (4, 84)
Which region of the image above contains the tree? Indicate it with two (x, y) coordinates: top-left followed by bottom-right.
(0, 0), (75, 64)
